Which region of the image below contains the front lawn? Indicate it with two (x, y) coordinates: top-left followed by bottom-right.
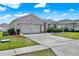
(0, 35), (38, 51)
(18, 49), (56, 56)
(0, 32), (3, 38)
(53, 32), (79, 40)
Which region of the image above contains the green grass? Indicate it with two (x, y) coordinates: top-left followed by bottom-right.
(0, 35), (38, 51)
(0, 32), (3, 38)
(18, 49), (56, 56)
(53, 32), (79, 40)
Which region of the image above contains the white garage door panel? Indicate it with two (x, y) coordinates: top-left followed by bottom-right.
(21, 24), (40, 34)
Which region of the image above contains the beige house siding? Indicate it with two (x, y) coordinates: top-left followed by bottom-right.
(9, 14), (47, 34)
(57, 20), (79, 31)
(9, 14), (79, 33)
(43, 20), (57, 31)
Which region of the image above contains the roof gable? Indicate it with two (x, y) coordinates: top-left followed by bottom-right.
(10, 14), (44, 24)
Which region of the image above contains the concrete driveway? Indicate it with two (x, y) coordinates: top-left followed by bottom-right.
(23, 33), (79, 56)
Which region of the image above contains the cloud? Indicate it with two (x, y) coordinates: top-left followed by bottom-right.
(18, 12), (22, 14)
(34, 3), (46, 8)
(69, 8), (75, 11)
(0, 13), (29, 20)
(54, 18), (59, 20)
(2, 3), (20, 9)
(62, 13), (68, 16)
(14, 13), (29, 17)
(73, 13), (77, 15)
(53, 11), (57, 14)
(0, 6), (6, 11)
(0, 13), (29, 24)
(43, 9), (50, 13)
(1, 15), (11, 19)
(0, 14), (12, 24)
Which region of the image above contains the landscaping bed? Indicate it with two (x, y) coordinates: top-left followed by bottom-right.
(18, 49), (56, 56)
(0, 35), (38, 51)
(53, 32), (79, 40)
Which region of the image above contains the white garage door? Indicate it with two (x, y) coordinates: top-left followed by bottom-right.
(21, 24), (41, 34)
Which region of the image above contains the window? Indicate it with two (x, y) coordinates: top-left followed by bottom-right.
(48, 24), (51, 29)
(54, 24), (56, 28)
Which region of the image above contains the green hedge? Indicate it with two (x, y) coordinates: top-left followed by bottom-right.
(47, 28), (63, 33)
(8, 28), (16, 35)
(8, 28), (20, 35)
(47, 28), (52, 32)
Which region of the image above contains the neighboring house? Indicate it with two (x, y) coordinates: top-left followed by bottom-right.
(0, 23), (9, 32)
(57, 19), (79, 31)
(9, 14), (56, 34)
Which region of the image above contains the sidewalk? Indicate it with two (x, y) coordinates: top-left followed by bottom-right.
(0, 45), (48, 56)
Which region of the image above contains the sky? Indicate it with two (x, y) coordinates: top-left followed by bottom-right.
(0, 3), (79, 24)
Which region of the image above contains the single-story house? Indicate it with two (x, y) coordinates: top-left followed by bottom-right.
(57, 19), (79, 31)
(9, 14), (56, 34)
(0, 23), (9, 32)
(9, 14), (79, 34)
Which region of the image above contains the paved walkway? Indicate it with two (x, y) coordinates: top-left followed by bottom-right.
(24, 33), (79, 56)
(0, 45), (48, 56)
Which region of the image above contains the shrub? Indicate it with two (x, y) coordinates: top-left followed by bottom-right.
(64, 28), (69, 32)
(47, 28), (63, 33)
(53, 28), (63, 32)
(16, 29), (20, 35)
(70, 29), (79, 32)
(47, 28), (52, 32)
(57, 28), (63, 32)
(13, 32), (16, 35)
(8, 28), (16, 35)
